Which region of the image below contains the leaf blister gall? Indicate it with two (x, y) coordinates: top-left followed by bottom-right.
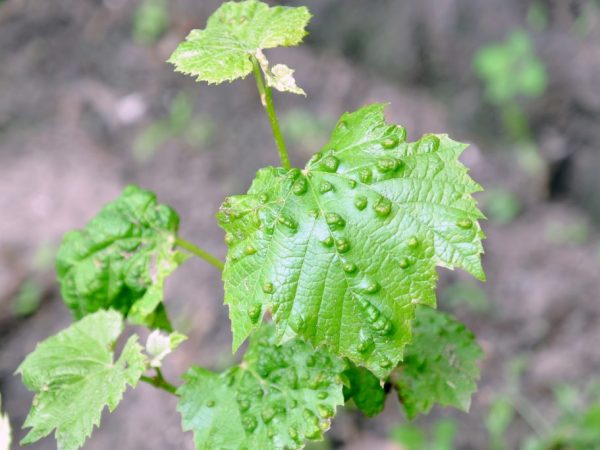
(178, 325), (344, 449)
(393, 307), (482, 418)
(353, 195), (368, 211)
(219, 103), (485, 379)
(56, 185), (187, 327)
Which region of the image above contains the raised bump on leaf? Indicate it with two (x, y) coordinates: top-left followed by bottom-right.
(218, 103), (485, 378)
(177, 325), (344, 449)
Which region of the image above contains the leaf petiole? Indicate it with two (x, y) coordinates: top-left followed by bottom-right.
(251, 56), (291, 169)
(175, 237), (224, 271)
(140, 368), (179, 396)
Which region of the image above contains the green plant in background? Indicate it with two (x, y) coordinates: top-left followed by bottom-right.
(484, 355), (552, 450)
(527, 1), (548, 32)
(280, 109), (335, 153)
(441, 280), (490, 314)
(473, 31), (547, 106)
(11, 278), (43, 317)
(133, 0), (169, 44)
(523, 382), (600, 450)
(0, 395), (10, 450)
(486, 396), (516, 450)
(392, 418), (457, 450)
(134, 92), (215, 162)
(492, 379), (600, 450)
(571, 0), (600, 38)
(482, 188), (521, 225)
(481, 356), (600, 450)
(545, 216), (589, 246)
(17, 2), (488, 449)
(10, 241), (57, 317)
(473, 30), (548, 141)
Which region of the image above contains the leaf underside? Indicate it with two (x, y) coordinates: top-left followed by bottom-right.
(218, 103), (485, 378)
(168, 0), (311, 84)
(56, 185), (188, 328)
(395, 307), (483, 419)
(177, 325), (344, 450)
(17, 310), (146, 450)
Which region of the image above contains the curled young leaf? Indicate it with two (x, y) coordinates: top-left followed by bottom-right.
(17, 310), (147, 450)
(56, 185), (188, 328)
(168, 1), (311, 85)
(255, 49), (305, 96)
(218, 103), (485, 378)
(177, 324), (344, 450)
(394, 307), (483, 418)
(146, 330), (187, 368)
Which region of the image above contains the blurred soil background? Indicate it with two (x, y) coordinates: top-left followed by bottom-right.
(1, 0), (600, 449)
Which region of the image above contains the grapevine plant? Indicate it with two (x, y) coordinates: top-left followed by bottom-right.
(16, 2), (486, 449)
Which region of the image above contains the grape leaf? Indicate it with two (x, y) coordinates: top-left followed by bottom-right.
(342, 363), (386, 417)
(394, 307), (483, 419)
(56, 185), (188, 328)
(17, 310), (147, 450)
(218, 103), (485, 378)
(177, 324), (344, 450)
(0, 395), (11, 450)
(168, 0), (311, 85)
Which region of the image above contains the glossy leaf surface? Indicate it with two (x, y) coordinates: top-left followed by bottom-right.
(218, 103), (485, 377)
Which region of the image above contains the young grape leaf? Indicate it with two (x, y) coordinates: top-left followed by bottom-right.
(255, 49), (305, 96)
(168, 0), (310, 86)
(177, 324), (344, 449)
(0, 395), (11, 450)
(145, 329), (187, 368)
(394, 307), (483, 419)
(218, 103), (485, 378)
(17, 310), (147, 450)
(342, 363), (386, 417)
(56, 185), (188, 328)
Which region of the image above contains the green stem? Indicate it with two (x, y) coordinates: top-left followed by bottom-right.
(251, 56), (291, 169)
(176, 237), (224, 271)
(141, 369), (179, 396)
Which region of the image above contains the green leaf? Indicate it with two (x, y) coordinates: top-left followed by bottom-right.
(0, 394), (11, 450)
(56, 185), (188, 328)
(342, 363), (386, 417)
(17, 310), (147, 450)
(218, 103), (485, 377)
(168, 0), (311, 85)
(394, 307), (483, 419)
(177, 324), (344, 450)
